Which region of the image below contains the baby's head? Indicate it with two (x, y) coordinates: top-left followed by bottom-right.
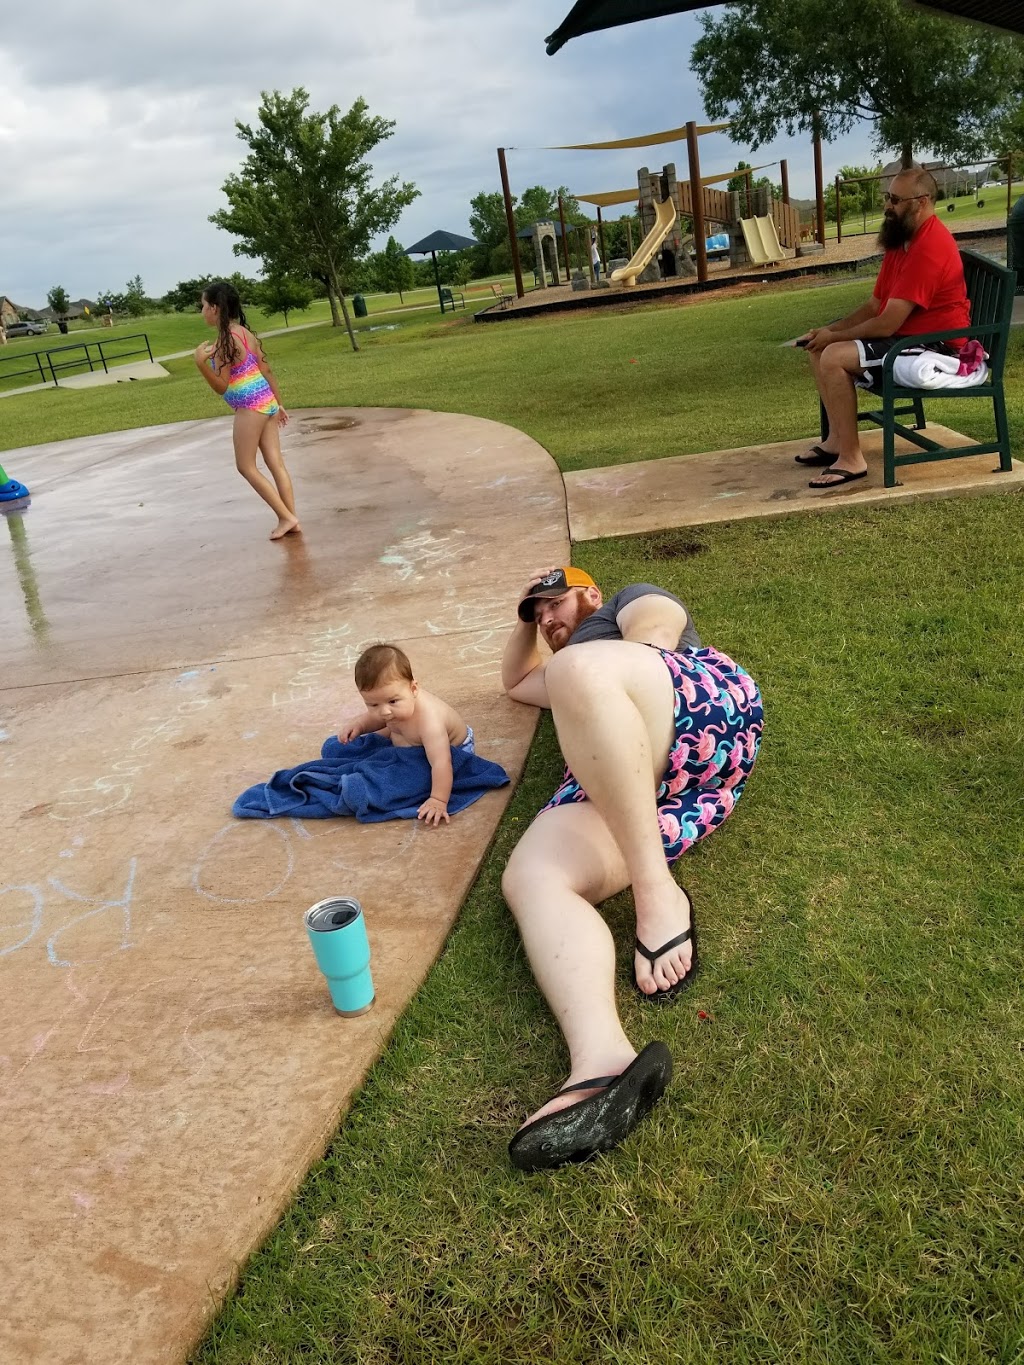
(354, 643), (418, 723)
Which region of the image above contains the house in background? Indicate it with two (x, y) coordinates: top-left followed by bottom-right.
(1, 296), (45, 323)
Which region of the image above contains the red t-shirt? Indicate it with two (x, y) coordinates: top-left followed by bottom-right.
(873, 214), (970, 341)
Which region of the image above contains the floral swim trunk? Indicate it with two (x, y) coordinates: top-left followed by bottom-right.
(539, 645), (764, 864)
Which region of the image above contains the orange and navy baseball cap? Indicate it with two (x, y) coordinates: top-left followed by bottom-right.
(517, 567), (598, 621)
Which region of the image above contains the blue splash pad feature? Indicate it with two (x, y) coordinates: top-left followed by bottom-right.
(0, 479), (30, 502)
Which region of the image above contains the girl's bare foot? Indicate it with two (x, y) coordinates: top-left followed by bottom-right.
(270, 516), (301, 540)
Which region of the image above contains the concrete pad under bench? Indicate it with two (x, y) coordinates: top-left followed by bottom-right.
(566, 426), (1024, 541)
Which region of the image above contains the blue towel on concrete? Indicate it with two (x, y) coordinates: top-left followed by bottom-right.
(233, 733), (510, 822)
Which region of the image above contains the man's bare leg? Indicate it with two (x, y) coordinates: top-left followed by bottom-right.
(812, 342), (869, 482)
(543, 642), (695, 998)
(502, 802), (637, 1125)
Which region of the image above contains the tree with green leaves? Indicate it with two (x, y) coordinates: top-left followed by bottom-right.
(47, 285), (70, 318)
(374, 237), (415, 303)
(211, 89), (419, 352)
(124, 275), (148, 318)
(258, 275), (314, 327)
(691, 0), (1024, 169)
(164, 277), (216, 312)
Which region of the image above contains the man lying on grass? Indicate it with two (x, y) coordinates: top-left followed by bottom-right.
(500, 568), (764, 1171)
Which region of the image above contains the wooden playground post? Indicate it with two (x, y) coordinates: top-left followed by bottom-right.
(557, 196), (571, 282)
(781, 159), (790, 204)
(686, 121), (708, 285)
(626, 217), (634, 258)
(497, 148), (524, 299)
(744, 168), (753, 217)
(834, 175), (843, 244)
(813, 118), (826, 246)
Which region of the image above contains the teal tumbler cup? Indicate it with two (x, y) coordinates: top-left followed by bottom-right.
(304, 897), (375, 1017)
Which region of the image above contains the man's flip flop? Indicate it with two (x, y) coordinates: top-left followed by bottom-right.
(794, 444), (837, 466)
(508, 1041), (673, 1173)
(634, 896), (699, 1004)
(808, 467), (868, 488)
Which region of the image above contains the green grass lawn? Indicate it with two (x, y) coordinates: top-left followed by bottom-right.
(0, 277), (519, 392)
(192, 495), (1024, 1364)
(4, 272), (1021, 471)
(4, 272), (1023, 1360)
(822, 185), (1022, 240)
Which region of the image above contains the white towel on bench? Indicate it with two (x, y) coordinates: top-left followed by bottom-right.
(892, 350), (989, 389)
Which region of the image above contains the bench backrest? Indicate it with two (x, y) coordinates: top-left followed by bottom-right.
(962, 250), (1015, 380)
(489, 283), (505, 296)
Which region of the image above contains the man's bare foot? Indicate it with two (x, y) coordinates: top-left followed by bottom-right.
(516, 1047), (637, 1132)
(794, 442), (839, 466)
(808, 459), (868, 488)
(270, 516), (301, 540)
(634, 882), (694, 995)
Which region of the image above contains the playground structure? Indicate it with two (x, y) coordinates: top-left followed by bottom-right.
(497, 118), (810, 303)
(606, 159), (797, 290)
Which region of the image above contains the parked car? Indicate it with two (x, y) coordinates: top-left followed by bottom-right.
(4, 319), (50, 338)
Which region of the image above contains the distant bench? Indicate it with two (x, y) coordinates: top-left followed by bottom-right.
(489, 283), (514, 310)
(439, 287), (465, 313)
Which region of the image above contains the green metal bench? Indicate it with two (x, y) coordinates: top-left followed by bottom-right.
(821, 249), (1015, 488)
(439, 286), (465, 313)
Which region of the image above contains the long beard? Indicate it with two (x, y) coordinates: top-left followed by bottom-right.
(877, 211), (914, 250)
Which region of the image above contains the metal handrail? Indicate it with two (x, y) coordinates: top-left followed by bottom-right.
(0, 333), (155, 388)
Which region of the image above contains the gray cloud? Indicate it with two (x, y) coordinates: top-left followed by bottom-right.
(0, 2), (877, 304)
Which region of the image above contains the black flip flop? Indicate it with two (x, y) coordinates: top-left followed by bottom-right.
(794, 444), (838, 466)
(508, 1041), (673, 1172)
(808, 467), (868, 488)
(634, 893), (698, 1004)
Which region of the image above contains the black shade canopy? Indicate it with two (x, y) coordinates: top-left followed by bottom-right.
(404, 230), (478, 254)
(403, 230), (479, 314)
(545, 0), (1024, 53)
(546, 0), (705, 54)
(909, 0), (1024, 32)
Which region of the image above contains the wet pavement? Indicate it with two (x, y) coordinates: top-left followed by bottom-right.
(0, 408), (567, 1365)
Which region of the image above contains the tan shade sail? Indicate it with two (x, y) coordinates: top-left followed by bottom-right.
(576, 189), (641, 207)
(546, 122), (729, 151)
(576, 162), (776, 206)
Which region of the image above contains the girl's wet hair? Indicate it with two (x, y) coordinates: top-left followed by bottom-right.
(354, 643), (415, 692)
(202, 280), (258, 370)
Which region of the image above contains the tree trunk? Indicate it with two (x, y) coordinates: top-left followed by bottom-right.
(326, 288), (341, 327)
(338, 293), (359, 353)
(901, 144), (914, 169)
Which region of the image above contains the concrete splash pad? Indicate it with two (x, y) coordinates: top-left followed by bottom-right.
(0, 409), (568, 1364)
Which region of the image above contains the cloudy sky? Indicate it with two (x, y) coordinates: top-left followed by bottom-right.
(0, 0), (881, 307)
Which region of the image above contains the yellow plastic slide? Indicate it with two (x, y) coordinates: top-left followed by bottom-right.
(739, 215), (785, 265)
(610, 195), (677, 287)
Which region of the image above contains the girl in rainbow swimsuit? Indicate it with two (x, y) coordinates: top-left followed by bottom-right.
(195, 281), (300, 539)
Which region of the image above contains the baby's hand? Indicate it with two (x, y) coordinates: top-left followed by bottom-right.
(337, 721), (363, 743)
(417, 796), (450, 826)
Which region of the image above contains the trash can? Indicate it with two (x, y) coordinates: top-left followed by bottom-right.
(1009, 194), (1024, 293)
(57, 320), (69, 334)
(352, 294), (367, 318)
